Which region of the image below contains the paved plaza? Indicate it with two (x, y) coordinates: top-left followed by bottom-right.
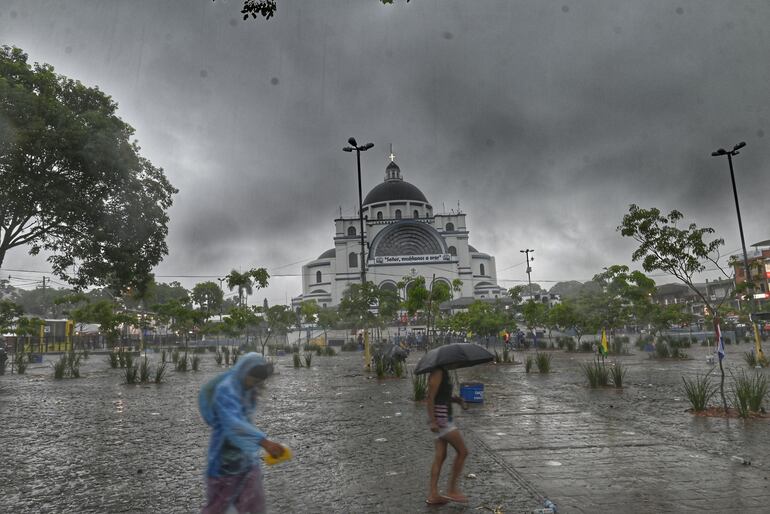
(1, 344), (769, 513)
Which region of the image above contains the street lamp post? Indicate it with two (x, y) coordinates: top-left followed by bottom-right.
(520, 249), (534, 299)
(343, 137), (374, 370)
(217, 277), (225, 322)
(712, 141), (765, 362)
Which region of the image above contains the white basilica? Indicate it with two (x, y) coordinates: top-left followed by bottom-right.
(292, 156), (505, 308)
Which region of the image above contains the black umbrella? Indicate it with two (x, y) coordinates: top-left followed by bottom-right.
(414, 343), (494, 375)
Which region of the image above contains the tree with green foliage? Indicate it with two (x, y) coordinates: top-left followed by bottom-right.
(255, 304), (296, 355)
(70, 300), (137, 348)
(0, 46), (177, 292)
(508, 285), (526, 307)
(462, 301), (510, 340)
(618, 204), (739, 412)
(191, 281), (224, 321)
(522, 300), (548, 346)
(226, 268), (269, 307)
(152, 299), (204, 346)
(316, 307), (339, 347)
(0, 299), (23, 334)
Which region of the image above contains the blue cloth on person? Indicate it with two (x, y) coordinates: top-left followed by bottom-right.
(199, 353), (269, 477)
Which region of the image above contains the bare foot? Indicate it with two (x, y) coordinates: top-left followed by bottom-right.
(425, 496), (449, 505)
(444, 492), (468, 503)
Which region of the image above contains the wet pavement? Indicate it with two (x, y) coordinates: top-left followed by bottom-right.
(1, 343), (769, 513)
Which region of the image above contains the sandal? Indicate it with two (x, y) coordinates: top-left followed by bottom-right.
(425, 497), (449, 505)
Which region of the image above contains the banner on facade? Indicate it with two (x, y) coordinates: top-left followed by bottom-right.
(372, 254), (451, 264)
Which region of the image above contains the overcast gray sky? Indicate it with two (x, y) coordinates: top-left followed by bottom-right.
(2, 0), (770, 305)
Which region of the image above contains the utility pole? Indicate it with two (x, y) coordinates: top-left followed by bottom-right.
(520, 249), (534, 299)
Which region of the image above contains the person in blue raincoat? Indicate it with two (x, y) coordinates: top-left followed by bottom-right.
(199, 353), (284, 514)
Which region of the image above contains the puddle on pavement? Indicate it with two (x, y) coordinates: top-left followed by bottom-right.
(544, 461), (562, 466)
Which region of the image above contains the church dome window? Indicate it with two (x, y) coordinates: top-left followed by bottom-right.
(377, 211), (383, 220)
(349, 252), (358, 268)
(445, 222), (455, 231)
(480, 263), (485, 276)
(316, 271), (322, 283)
(448, 246), (457, 256)
(347, 226), (356, 236)
(395, 209), (402, 219)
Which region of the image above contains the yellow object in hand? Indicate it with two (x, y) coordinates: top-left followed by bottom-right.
(263, 446), (292, 465)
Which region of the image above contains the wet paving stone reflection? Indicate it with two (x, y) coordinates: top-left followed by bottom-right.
(1, 347), (769, 513)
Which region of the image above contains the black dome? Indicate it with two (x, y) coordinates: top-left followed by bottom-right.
(363, 180), (428, 206)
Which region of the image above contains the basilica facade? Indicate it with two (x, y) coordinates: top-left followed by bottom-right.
(292, 158), (505, 308)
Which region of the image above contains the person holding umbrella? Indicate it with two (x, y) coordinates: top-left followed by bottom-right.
(426, 365), (469, 505)
(415, 343), (494, 506)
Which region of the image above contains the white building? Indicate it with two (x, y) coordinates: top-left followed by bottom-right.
(293, 157), (505, 308)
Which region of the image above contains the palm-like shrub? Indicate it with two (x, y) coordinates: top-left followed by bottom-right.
(581, 361), (610, 388)
(682, 370), (717, 411)
(731, 370), (769, 417)
(609, 362), (626, 388)
(412, 371), (427, 401)
(535, 353), (552, 373)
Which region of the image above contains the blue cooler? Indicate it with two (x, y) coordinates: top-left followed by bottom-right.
(460, 382), (484, 403)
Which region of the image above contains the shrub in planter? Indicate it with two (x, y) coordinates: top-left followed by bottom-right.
(682, 370), (717, 411)
(412, 371), (427, 401)
(535, 352), (552, 373)
(581, 361), (610, 388)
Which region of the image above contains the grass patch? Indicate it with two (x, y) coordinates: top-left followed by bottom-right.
(139, 357), (151, 382)
(175, 353), (189, 371)
(412, 371), (427, 401)
(154, 360), (168, 383)
(15, 352), (27, 374)
(731, 370), (769, 417)
(525, 356), (533, 373)
(535, 352), (552, 373)
(304, 352), (312, 368)
(392, 359), (404, 378)
(655, 342), (671, 359)
(374, 355), (386, 378)
(191, 354), (201, 371)
(215, 349), (223, 365)
(581, 361), (610, 388)
(682, 370), (717, 412)
(124, 362), (139, 384)
(609, 361), (626, 388)
(292, 352), (302, 368)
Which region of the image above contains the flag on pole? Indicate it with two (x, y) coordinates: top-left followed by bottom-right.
(716, 323), (725, 362)
(599, 328), (609, 356)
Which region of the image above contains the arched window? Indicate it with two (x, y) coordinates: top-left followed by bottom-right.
(377, 211), (383, 220)
(479, 263), (486, 276)
(445, 222), (455, 231)
(395, 209), (401, 219)
(347, 226), (356, 236)
(448, 246), (457, 256)
(349, 252), (358, 268)
(316, 271), (322, 283)
(413, 209), (419, 218)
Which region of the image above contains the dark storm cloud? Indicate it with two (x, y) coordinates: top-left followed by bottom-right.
(3, 0), (770, 302)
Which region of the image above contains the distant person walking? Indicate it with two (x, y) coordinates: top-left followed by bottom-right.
(425, 366), (469, 505)
(199, 353), (284, 514)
